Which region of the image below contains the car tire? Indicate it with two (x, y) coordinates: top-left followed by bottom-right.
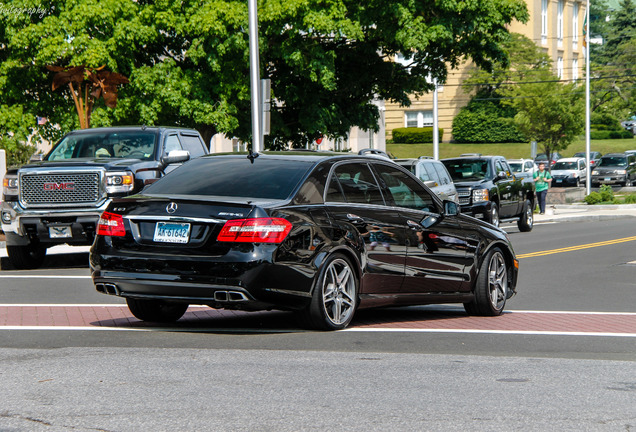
(299, 253), (358, 331)
(517, 199), (534, 232)
(6, 244), (46, 270)
(464, 248), (508, 316)
(487, 203), (500, 227)
(126, 298), (188, 323)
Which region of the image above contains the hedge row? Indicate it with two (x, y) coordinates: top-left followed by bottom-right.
(590, 130), (634, 140)
(451, 110), (526, 143)
(392, 127), (444, 144)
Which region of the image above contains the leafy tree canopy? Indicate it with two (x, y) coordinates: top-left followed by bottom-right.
(0, 0), (528, 150)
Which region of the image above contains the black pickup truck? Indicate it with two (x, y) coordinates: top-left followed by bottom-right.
(441, 155), (535, 232)
(1, 126), (209, 269)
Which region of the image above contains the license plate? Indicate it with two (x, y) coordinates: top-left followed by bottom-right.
(604, 177), (611, 181)
(49, 226), (72, 239)
(555, 179), (562, 183)
(153, 222), (191, 243)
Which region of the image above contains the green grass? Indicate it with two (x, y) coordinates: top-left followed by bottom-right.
(387, 137), (636, 160)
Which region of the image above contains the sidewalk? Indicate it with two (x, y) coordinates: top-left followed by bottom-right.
(534, 203), (636, 223)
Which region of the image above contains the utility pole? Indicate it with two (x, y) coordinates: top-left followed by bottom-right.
(248, 0), (262, 153)
(433, 79), (439, 160)
(585, 0), (591, 195)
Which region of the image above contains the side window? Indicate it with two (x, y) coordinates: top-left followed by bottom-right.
(416, 162), (432, 182)
(374, 164), (436, 212)
(422, 163), (439, 183)
(180, 134), (206, 158)
(326, 163), (384, 205)
(164, 134), (182, 154)
(496, 160), (512, 178)
(525, 162), (533, 172)
(432, 163), (451, 185)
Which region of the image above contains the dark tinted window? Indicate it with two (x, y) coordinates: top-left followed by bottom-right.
(598, 156), (628, 167)
(373, 164), (436, 212)
(442, 159), (491, 181)
(144, 157), (313, 200)
(180, 134), (206, 158)
(327, 163), (384, 205)
(293, 164), (328, 204)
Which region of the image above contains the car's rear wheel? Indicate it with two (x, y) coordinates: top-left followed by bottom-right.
(6, 244), (46, 269)
(464, 248), (508, 316)
(299, 253), (358, 331)
(126, 298), (188, 323)
(517, 199), (534, 232)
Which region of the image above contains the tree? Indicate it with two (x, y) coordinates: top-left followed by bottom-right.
(0, 0), (528, 150)
(454, 33), (552, 143)
(503, 70), (584, 163)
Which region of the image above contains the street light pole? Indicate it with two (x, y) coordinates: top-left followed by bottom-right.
(585, 0), (591, 195)
(248, 0), (262, 154)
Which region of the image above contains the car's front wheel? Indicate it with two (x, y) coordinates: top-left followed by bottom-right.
(464, 248), (508, 316)
(299, 253), (358, 330)
(6, 244), (46, 269)
(126, 298), (188, 323)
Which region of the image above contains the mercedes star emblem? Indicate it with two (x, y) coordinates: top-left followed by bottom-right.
(166, 202), (178, 214)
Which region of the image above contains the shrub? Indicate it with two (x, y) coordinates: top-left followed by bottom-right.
(590, 130), (633, 140)
(452, 111), (526, 143)
(392, 127), (444, 144)
(584, 192), (603, 205)
(599, 184), (614, 202)
(623, 194), (636, 204)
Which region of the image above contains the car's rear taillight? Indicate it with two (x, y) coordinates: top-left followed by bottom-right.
(97, 212), (126, 237)
(217, 218), (292, 243)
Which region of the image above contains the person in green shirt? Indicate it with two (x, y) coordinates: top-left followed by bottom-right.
(533, 162), (552, 214)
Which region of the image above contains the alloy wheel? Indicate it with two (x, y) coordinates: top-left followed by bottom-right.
(321, 258), (356, 325)
(488, 252), (508, 310)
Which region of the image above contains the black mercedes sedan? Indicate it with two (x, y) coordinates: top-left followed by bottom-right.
(90, 152), (519, 330)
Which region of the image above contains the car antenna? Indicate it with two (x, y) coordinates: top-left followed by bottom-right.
(247, 149), (259, 164)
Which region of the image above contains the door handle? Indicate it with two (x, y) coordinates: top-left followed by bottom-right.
(407, 220), (421, 230)
(346, 214), (365, 225)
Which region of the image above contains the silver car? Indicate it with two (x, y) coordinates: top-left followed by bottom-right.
(395, 157), (458, 202)
(551, 157), (587, 187)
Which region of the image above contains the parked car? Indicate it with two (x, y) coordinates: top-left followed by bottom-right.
(591, 153), (636, 187)
(507, 159), (536, 179)
(573, 151), (602, 167)
(394, 157), (458, 203)
(550, 157), (587, 187)
(534, 152), (562, 166)
(441, 155), (535, 231)
(90, 152), (519, 330)
(1, 126), (209, 269)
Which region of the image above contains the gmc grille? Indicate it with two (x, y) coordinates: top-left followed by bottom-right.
(20, 172), (102, 207)
(457, 189), (471, 206)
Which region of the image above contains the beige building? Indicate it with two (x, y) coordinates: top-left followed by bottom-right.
(385, 0), (587, 143)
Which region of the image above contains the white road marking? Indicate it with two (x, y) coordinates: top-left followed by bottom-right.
(342, 328), (636, 337)
(0, 275), (92, 279)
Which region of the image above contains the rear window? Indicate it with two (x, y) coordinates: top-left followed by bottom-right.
(143, 156), (314, 200)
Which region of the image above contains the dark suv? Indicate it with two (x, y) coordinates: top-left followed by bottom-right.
(590, 153), (636, 187)
(1, 126), (209, 269)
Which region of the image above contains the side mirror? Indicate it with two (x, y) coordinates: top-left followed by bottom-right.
(423, 180), (438, 189)
(29, 153), (44, 162)
(495, 171), (507, 181)
(444, 200), (460, 216)
(161, 150), (190, 165)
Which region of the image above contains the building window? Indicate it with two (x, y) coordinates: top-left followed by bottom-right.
(572, 58), (579, 81)
(573, 2), (579, 49)
(541, 0), (548, 45)
(557, 0), (564, 48)
(405, 111), (433, 128)
(557, 57), (564, 79)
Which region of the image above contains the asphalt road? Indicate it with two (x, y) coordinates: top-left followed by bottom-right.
(0, 218), (635, 431)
